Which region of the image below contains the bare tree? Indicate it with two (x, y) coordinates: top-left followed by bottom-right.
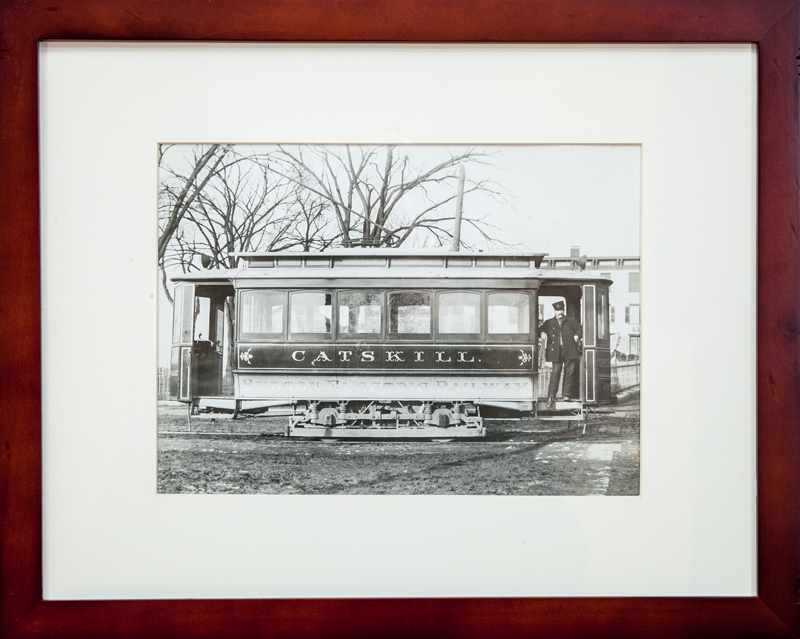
(289, 190), (338, 252)
(158, 145), (230, 262)
(158, 144), (232, 302)
(160, 147), (340, 277)
(169, 157), (296, 272)
(265, 145), (508, 249)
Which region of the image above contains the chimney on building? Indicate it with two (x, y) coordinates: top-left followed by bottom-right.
(570, 246), (580, 258)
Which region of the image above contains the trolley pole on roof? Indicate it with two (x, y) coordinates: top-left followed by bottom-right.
(452, 164), (465, 252)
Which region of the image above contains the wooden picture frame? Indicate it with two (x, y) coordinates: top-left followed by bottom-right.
(2, 1), (798, 636)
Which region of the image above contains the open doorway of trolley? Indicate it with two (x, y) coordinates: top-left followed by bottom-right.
(536, 280), (611, 420)
(536, 293), (581, 416)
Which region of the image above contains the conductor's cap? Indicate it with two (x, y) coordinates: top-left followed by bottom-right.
(552, 301), (565, 311)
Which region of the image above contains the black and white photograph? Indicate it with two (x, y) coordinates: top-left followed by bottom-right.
(157, 143), (641, 495)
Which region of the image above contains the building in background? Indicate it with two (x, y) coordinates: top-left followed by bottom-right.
(541, 247), (640, 363)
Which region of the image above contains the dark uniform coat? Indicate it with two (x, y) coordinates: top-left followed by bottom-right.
(539, 316), (583, 362)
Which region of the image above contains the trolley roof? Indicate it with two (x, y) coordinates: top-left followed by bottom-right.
(170, 250), (613, 287)
(235, 249), (546, 263)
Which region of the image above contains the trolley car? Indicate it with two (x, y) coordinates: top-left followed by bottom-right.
(168, 251), (612, 438)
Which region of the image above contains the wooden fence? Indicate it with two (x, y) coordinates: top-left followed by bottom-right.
(610, 362), (640, 392)
(158, 367), (170, 400)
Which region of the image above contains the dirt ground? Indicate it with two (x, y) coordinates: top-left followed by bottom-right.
(158, 403), (640, 496)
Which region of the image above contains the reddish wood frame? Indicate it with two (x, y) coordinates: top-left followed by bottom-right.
(1, 1), (798, 637)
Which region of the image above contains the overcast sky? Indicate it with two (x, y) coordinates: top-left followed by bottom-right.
(472, 144), (640, 256)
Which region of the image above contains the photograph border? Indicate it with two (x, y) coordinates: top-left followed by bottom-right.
(2, 1), (798, 637)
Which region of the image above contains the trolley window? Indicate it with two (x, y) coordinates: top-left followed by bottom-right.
(487, 292), (531, 336)
(388, 291), (431, 338)
(438, 291), (481, 335)
(584, 285), (596, 347)
(239, 290), (284, 339)
(289, 291), (333, 339)
(338, 291), (382, 338)
(598, 289), (608, 340)
(172, 284), (194, 345)
(172, 285), (184, 344)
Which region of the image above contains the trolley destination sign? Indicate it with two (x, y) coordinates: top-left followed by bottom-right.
(236, 343), (535, 372)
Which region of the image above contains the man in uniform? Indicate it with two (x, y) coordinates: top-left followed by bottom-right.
(539, 300), (582, 408)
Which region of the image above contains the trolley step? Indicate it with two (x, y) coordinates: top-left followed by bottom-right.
(536, 400), (585, 421)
